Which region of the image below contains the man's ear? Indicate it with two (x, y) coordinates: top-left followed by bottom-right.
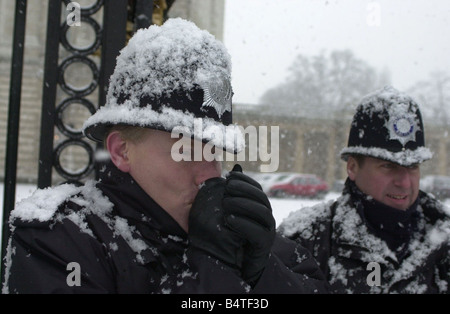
(346, 156), (358, 181)
(106, 131), (131, 173)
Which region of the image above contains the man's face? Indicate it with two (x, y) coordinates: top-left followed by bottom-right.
(347, 156), (420, 210)
(125, 129), (222, 231)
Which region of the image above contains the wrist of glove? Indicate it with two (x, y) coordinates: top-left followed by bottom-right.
(188, 165), (276, 286)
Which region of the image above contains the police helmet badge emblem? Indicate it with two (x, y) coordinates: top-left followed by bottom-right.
(200, 74), (233, 118)
(385, 104), (420, 146)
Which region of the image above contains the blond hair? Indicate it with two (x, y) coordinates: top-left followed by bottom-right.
(104, 125), (149, 146)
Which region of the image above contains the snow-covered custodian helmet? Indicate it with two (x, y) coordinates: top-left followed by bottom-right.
(83, 18), (244, 153)
(340, 85), (432, 166)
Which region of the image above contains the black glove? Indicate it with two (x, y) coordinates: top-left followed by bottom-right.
(188, 176), (245, 272)
(223, 165), (276, 285)
(188, 164), (275, 286)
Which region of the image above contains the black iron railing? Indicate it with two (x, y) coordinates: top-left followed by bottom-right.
(1, 0), (28, 284)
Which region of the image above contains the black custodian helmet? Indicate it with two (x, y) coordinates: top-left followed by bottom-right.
(340, 85), (432, 166)
(82, 18), (244, 154)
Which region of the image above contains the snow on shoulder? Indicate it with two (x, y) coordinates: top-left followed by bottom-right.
(11, 183), (81, 222)
(277, 198), (336, 238)
(10, 181), (113, 223)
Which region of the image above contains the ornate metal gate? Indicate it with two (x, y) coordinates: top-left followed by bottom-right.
(38, 0), (127, 188)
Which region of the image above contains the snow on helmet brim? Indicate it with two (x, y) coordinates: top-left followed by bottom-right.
(340, 146), (433, 166)
(82, 104), (245, 154)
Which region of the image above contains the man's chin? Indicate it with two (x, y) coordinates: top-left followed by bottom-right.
(385, 198), (410, 211)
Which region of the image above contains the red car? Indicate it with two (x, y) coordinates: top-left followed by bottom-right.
(267, 174), (329, 199)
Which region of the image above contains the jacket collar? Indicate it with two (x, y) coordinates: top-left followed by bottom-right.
(97, 161), (187, 238)
(332, 194), (398, 264)
(332, 181), (450, 274)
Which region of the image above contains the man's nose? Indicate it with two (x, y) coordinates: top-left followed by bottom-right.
(394, 167), (412, 188)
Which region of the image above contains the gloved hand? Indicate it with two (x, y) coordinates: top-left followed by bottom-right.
(223, 165), (276, 285)
(188, 164), (276, 286)
(188, 176), (245, 273)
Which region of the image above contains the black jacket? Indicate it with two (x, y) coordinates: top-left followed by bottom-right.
(3, 164), (328, 294)
(278, 181), (450, 294)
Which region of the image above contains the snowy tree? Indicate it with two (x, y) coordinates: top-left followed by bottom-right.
(407, 71), (450, 126)
(259, 49), (390, 119)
